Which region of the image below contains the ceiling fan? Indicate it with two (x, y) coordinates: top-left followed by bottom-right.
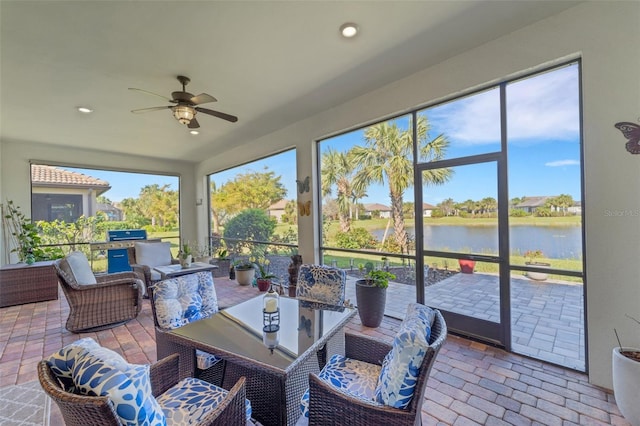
(129, 76), (238, 129)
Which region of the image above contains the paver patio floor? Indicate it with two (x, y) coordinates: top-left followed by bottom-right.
(345, 272), (585, 371)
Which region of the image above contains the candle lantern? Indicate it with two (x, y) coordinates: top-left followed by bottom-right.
(263, 285), (280, 332)
(263, 330), (280, 354)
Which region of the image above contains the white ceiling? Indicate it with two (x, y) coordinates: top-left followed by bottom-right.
(1, 1), (578, 163)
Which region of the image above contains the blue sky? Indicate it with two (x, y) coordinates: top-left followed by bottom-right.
(62, 64), (580, 207)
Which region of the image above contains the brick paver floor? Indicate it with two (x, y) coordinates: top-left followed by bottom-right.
(345, 271), (586, 371)
(0, 276), (626, 425)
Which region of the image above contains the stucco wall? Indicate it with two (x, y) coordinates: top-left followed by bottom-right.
(194, 2), (640, 389)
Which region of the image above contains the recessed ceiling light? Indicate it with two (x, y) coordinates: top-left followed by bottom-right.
(77, 107), (93, 113)
(339, 23), (359, 38)
(190, 130), (199, 135)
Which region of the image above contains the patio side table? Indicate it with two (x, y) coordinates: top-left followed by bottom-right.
(0, 261), (58, 307)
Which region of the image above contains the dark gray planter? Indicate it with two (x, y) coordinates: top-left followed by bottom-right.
(355, 279), (387, 328)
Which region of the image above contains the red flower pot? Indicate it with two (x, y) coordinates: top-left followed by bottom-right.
(458, 259), (476, 274)
(257, 279), (271, 292)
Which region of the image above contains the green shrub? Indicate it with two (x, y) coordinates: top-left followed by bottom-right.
(223, 209), (276, 254)
(334, 227), (378, 249)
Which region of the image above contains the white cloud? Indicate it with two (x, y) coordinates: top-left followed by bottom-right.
(545, 160), (580, 167)
(425, 65), (580, 145)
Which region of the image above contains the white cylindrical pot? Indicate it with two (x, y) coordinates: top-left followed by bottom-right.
(612, 347), (640, 426)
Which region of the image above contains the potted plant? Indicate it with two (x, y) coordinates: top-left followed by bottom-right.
(524, 249), (550, 281)
(178, 243), (193, 268)
(458, 258), (476, 274)
(355, 269), (396, 328)
(234, 257), (256, 286)
(254, 257), (277, 292)
(192, 241), (212, 264)
(613, 316), (640, 425)
(2, 199), (42, 265)
(212, 248), (231, 277)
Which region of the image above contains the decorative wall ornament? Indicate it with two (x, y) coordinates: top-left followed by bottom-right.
(614, 122), (640, 154)
(296, 176), (310, 193)
(298, 200), (311, 216)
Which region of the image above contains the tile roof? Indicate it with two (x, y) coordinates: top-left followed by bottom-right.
(31, 165), (110, 189)
(364, 203), (391, 211)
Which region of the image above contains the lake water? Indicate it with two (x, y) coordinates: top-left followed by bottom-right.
(370, 225), (582, 259)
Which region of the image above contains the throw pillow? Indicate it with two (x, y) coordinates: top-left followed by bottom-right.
(374, 307), (434, 409)
(296, 264), (346, 306)
(135, 242), (172, 268)
(153, 272), (218, 331)
(66, 251), (97, 285)
(72, 347), (166, 426)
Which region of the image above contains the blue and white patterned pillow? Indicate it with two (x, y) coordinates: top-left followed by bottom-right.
(72, 348), (166, 426)
(404, 303), (435, 342)
(46, 337), (101, 391)
(157, 377), (252, 423)
(296, 264), (346, 306)
(153, 272), (218, 331)
(374, 304), (435, 409)
(300, 353), (381, 418)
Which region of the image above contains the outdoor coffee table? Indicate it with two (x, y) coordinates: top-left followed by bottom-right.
(153, 262), (217, 280)
(165, 295), (356, 426)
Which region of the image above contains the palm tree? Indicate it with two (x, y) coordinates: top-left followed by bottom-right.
(321, 148), (355, 232)
(351, 116), (451, 254)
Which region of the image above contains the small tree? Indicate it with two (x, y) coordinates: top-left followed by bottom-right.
(223, 209), (276, 255)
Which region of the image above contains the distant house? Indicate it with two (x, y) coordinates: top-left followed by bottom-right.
(422, 203), (436, 217)
(363, 203), (391, 219)
(267, 199), (289, 222)
(97, 203), (123, 221)
(514, 196), (552, 213)
(568, 201), (582, 215)
(31, 165), (111, 222)
(514, 196), (581, 215)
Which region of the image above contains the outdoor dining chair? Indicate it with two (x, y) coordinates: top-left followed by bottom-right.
(39, 337), (252, 426)
(298, 304), (447, 425)
(149, 271), (226, 385)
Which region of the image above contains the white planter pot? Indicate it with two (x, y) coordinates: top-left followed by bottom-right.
(612, 347), (640, 426)
(525, 262), (550, 281)
(236, 268), (255, 286)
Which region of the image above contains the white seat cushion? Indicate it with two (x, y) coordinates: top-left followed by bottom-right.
(66, 251), (97, 285)
(135, 241), (173, 268)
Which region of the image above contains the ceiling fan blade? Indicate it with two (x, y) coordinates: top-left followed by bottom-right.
(195, 107), (238, 123)
(190, 93), (217, 105)
(128, 87), (175, 103)
(131, 106), (171, 113)
(187, 117), (200, 129)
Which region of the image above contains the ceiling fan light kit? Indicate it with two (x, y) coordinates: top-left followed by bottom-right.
(130, 75), (237, 129)
(172, 105), (195, 124)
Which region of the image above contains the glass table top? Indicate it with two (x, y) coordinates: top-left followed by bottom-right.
(168, 296), (355, 370)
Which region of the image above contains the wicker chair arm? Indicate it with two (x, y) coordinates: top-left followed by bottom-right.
(130, 263), (152, 283)
(344, 332), (392, 365)
(197, 376), (247, 426)
(96, 271), (139, 282)
(308, 373), (413, 426)
(150, 353), (180, 396)
(37, 361), (121, 426)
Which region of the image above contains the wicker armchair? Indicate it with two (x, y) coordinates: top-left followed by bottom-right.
(302, 308), (447, 426)
(127, 241), (179, 290)
(38, 353), (248, 426)
(55, 253), (143, 333)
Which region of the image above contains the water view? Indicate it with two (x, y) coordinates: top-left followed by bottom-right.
(370, 225), (582, 259)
